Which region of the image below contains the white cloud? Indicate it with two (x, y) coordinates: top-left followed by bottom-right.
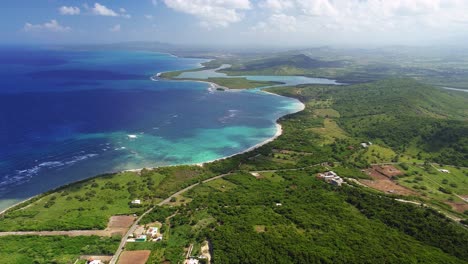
(163, 0), (252, 28)
(152, 0), (158, 6)
(59, 6), (80, 15)
(259, 0), (294, 13)
(89, 3), (131, 18)
(248, 0), (468, 45)
(252, 13), (296, 32)
(110, 24), (121, 32)
(145, 15), (154, 20)
(24, 20), (71, 32)
(92, 3), (119, 16)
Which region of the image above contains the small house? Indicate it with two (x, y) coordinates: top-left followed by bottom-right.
(135, 235), (147, 242)
(187, 258), (200, 264)
(147, 227), (159, 237)
(131, 199), (141, 205)
(439, 169), (450, 173)
(87, 260), (103, 264)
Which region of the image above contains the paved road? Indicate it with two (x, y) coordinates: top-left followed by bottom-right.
(110, 173), (232, 264)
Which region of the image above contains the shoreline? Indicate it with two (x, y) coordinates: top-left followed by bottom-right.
(0, 61), (305, 214)
(0, 102), (303, 214)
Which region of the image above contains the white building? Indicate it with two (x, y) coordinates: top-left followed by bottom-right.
(131, 199), (141, 205)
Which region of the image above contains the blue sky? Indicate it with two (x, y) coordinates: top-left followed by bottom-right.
(2, 0), (468, 47)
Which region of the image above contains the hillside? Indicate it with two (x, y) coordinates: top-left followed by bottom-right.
(269, 79), (468, 166)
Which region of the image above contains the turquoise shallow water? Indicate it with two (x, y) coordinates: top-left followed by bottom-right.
(177, 64), (341, 87)
(0, 48), (307, 211)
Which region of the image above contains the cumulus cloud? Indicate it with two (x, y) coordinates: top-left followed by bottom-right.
(59, 6), (80, 15)
(89, 3), (131, 18)
(110, 24), (121, 32)
(91, 3), (119, 16)
(24, 20), (71, 32)
(163, 0), (252, 28)
(250, 0), (468, 45)
(145, 15), (154, 20)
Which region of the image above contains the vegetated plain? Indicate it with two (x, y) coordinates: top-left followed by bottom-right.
(1, 51), (468, 263)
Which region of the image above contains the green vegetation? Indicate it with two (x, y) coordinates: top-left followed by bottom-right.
(204, 77), (282, 89)
(150, 171), (467, 263)
(1, 74), (467, 263)
(0, 235), (119, 264)
(210, 48), (468, 88)
(396, 164), (468, 207)
(0, 166), (213, 231)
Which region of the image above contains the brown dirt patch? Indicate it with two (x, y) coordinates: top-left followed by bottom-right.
(445, 202), (468, 213)
(360, 168), (416, 196)
(373, 165), (403, 178)
(118, 250), (151, 264)
(105, 215), (136, 236)
(108, 215), (135, 229)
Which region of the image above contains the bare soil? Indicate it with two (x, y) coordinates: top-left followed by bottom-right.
(117, 250), (151, 264)
(360, 168), (416, 196)
(445, 201), (468, 213)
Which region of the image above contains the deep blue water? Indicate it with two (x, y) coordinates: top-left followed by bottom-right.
(0, 47), (303, 210)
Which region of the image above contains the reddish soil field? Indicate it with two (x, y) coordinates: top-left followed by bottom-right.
(108, 215), (135, 229)
(360, 168), (416, 196)
(445, 201), (468, 213)
(105, 215), (136, 236)
(118, 250), (151, 264)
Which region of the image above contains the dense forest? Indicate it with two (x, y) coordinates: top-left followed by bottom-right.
(163, 170), (468, 263)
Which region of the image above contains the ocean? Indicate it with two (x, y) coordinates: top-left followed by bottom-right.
(0, 47), (308, 210)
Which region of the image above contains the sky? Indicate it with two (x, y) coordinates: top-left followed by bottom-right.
(1, 0), (468, 47)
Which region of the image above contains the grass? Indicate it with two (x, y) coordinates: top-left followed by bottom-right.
(203, 178), (237, 192)
(359, 144), (397, 164)
(0, 235), (119, 264)
(310, 118), (348, 144)
(0, 166), (214, 231)
(396, 164), (468, 208)
(205, 77), (282, 89)
(0, 171), (157, 231)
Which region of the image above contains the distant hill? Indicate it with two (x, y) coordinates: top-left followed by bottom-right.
(235, 54), (344, 71)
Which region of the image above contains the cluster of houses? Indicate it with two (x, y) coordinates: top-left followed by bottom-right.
(127, 225), (163, 242)
(317, 171), (344, 186)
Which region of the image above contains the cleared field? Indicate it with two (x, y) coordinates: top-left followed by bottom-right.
(118, 250), (151, 264)
(360, 167), (416, 196)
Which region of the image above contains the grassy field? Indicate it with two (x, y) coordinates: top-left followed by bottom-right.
(0, 166), (213, 231)
(0, 235), (119, 264)
(396, 164), (468, 207)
